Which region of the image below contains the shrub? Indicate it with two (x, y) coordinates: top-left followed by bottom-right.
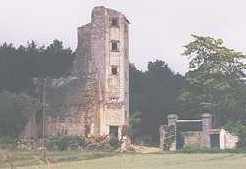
(108, 136), (120, 148)
(47, 136), (85, 151)
(81, 135), (121, 151)
(0, 137), (17, 149)
(0, 137), (16, 145)
(181, 145), (220, 153)
(180, 145), (246, 154)
(47, 135), (120, 151)
(224, 121), (246, 147)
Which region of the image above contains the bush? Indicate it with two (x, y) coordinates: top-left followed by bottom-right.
(47, 135), (120, 151)
(0, 137), (17, 149)
(181, 145), (220, 153)
(47, 136), (85, 151)
(82, 135), (119, 151)
(180, 145), (246, 154)
(108, 136), (120, 148)
(224, 121), (246, 147)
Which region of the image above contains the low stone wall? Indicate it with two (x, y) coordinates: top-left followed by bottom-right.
(46, 116), (85, 136)
(160, 114), (239, 151)
(220, 129), (239, 149)
(182, 131), (202, 147)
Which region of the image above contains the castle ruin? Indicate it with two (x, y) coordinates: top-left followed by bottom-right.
(76, 6), (130, 138)
(22, 6), (130, 139)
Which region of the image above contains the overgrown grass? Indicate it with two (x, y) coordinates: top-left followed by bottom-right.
(0, 150), (118, 168)
(1, 150), (246, 169)
(179, 145), (246, 154)
(16, 153), (246, 169)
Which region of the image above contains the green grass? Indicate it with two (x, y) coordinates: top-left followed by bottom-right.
(1, 151), (246, 169)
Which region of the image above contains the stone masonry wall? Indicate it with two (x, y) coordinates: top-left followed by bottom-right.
(39, 6), (130, 139)
(21, 6), (131, 140)
(182, 131), (202, 147)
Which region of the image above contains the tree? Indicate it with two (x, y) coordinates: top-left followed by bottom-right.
(0, 40), (75, 93)
(0, 91), (39, 137)
(224, 121), (246, 147)
(129, 60), (185, 143)
(180, 35), (246, 125)
(129, 64), (146, 114)
(128, 111), (142, 140)
(0, 40), (73, 138)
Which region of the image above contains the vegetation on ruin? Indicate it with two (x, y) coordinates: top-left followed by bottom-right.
(47, 135), (120, 151)
(0, 91), (39, 138)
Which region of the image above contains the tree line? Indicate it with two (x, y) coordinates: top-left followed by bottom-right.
(0, 40), (75, 93)
(0, 40), (75, 137)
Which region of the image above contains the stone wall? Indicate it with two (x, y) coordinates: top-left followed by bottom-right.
(44, 77), (88, 136)
(89, 7), (130, 138)
(25, 6), (130, 139)
(182, 131), (202, 147)
(220, 129), (239, 149)
(160, 114), (239, 151)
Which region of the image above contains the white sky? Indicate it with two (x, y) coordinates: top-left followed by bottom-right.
(1, 0), (246, 74)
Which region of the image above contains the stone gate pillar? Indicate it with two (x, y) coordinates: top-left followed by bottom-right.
(167, 114), (178, 151)
(168, 114), (178, 127)
(159, 125), (166, 151)
(201, 113), (212, 148)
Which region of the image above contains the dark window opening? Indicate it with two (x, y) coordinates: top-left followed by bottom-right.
(61, 128), (67, 136)
(111, 66), (118, 75)
(64, 129), (68, 135)
(111, 17), (119, 27)
(85, 125), (90, 137)
(111, 41), (120, 52)
(60, 117), (65, 123)
(110, 97), (119, 102)
(210, 134), (220, 148)
(109, 126), (119, 138)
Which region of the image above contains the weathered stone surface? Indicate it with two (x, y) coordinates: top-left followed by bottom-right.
(24, 6), (130, 139)
(160, 114), (239, 151)
(201, 113), (212, 148)
(220, 129), (239, 149)
(182, 131), (202, 147)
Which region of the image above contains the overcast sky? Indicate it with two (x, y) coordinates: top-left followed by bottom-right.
(1, 0), (246, 74)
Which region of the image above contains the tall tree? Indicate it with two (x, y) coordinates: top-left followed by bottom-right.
(0, 40), (75, 137)
(0, 40), (75, 93)
(0, 91), (39, 137)
(129, 60), (185, 143)
(180, 35), (246, 125)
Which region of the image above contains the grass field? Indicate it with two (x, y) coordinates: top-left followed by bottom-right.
(1, 151), (246, 169)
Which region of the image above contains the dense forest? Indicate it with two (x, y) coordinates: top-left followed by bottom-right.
(1, 35), (246, 144)
(0, 40), (75, 93)
(129, 62), (185, 142)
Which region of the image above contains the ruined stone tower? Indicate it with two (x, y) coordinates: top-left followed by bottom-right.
(22, 6), (129, 139)
(72, 6), (130, 138)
